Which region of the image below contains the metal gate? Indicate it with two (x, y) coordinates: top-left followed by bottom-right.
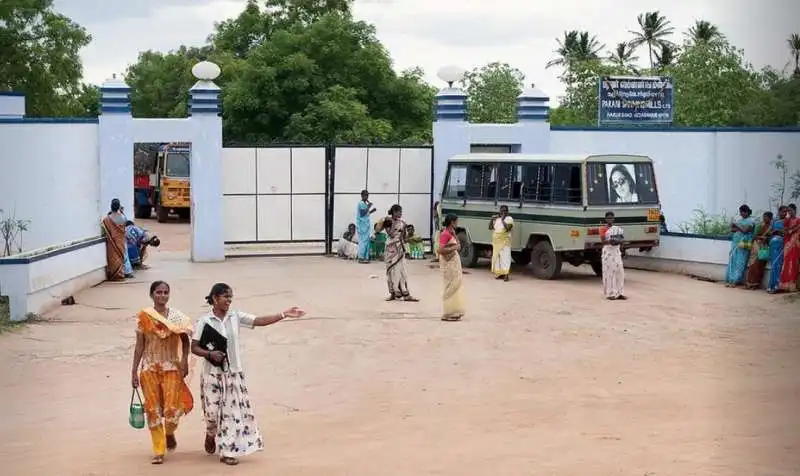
(221, 144), (433, 257)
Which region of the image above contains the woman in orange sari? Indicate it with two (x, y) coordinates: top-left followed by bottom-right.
(779, 204), (799, 292)
(131, 280), (194, 464)
(101, 198), (133, 280)
(744, 211), (773, 289)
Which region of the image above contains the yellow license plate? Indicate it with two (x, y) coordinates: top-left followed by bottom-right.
(647, 208), (660, 221)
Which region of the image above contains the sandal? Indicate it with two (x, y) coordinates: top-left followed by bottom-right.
(385, 295), (397, 301)
(166, 434), (177, 451)
(151, 455), (164, 465)
(204, 433), (216, 454)
(441, 315), (461, 321)
(220, 456), (239, 466)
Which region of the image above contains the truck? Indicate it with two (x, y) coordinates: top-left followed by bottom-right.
(134, 142), (191, 222)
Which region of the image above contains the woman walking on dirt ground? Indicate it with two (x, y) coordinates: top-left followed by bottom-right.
(131, 281), (195, 464)
(490, 205), (514, 281)
(382, 205), (419, 302)
(192, 283), (306, 466)
(438, 213), (465, 321)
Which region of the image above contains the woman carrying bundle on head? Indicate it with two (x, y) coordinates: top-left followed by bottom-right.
(191, 283), (306, 466)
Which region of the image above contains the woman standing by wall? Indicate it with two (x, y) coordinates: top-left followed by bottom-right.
(383, 205), (418, 302)
(490, 205), (514, 282)
(725, 205), (755, 287)
(601, 211), (626, 300)
(438, 213), (464, 321)
(131, 281), (194, 464)
(101, 198), (133, 280)
(744, 211), (773, 289)
(779, 204), (799, 292)
(767, 207), (787, 294)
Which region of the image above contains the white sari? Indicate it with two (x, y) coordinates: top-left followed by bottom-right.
(337, 232), (358, 259)
(602, 225), (625, 298)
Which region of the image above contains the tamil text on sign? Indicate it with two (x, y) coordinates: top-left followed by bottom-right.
(598, 76), (674, 125)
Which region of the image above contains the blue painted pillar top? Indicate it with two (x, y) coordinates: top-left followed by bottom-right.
(435, 87), (467, 122)
(100, 75), (131, 114)
(517, 84), (549, 122)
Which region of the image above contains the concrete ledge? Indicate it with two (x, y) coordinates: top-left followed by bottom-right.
(0, 236), (106, 321)
(625, 233), (772, 286)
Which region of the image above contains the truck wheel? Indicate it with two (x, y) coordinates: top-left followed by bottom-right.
(134, 205), (151, 219)
(511, 250), (531, 266)
(456, 230), (479, 268)
(531, 241), (562, 280)
(590, 260), (603, 277)
(178, 209), (190, 220)
(156, 205), (169, 223)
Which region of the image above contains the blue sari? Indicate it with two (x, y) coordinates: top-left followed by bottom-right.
(126, 224), (146, 266)
(356, 201), (371, 261)
(725, 216), (755, 285)
(767, 220), (785, 292)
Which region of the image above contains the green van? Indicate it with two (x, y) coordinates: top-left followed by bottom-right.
(440, 153), (662, 279)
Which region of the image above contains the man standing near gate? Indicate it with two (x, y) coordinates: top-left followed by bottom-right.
(356, 189), (376, 263)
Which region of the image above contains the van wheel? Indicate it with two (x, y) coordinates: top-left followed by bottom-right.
(511, 250), (531, 266)
(531, 241), (562, 280)
(590, 260), (603, 277)
(457, 230), (479, 268)
(156, 205), (169, 223)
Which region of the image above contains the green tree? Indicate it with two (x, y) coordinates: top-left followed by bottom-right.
(284, 85), (392, 143)
(125, 46), (217, 118)
(788, 33), (800, 77)
(664, 39), (761, 126)
(461, 62), (524, 123)
(654, 43), (678, 69)
(546, 30), (604, 69)
(549, 60), (633, 126)
(0, 0), (92, 116)
(686, 20), (723, 44)
(607, 42), (639, 68)
(629, 11), (674, 69)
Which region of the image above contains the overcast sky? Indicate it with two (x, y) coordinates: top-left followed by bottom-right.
(54, 0), (799, 102)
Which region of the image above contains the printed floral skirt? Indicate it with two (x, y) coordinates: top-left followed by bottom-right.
(200, 369), (264, 458)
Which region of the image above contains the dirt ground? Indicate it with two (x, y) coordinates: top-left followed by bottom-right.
(1, 220), (799, 476)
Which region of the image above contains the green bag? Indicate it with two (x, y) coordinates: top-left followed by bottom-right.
(129, 388), (145, 429)
(757, 247), (769, 261)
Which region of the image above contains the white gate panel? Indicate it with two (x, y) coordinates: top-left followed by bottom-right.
(256, 148), (290, 194)
(257, 195), (291, 241)
(333, 193), (360, 237)
(222, 148), (255, 195)
(334, 147), (367, 193)
(399, 148), (432, 194)
(367, 194), (396, 225)
(292, 195), (326, 240)
(224, 196), (256, 242)
(367, 148), (400, 195)
(292, 147), (326, 194)
(398, 194), (432, 239)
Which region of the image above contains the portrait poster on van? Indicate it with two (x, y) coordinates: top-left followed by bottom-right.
(597, 76), (674, 125)
(586, 162), (659, 206)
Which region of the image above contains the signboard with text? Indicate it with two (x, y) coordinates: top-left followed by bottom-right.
(598, 76), (673, 125)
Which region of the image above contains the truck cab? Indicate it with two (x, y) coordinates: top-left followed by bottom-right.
(134, 143), (191, 222)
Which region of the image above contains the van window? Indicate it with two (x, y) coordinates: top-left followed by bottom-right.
(522, 164), (552, 202)
(444, 164), (467, 198)
(464, 164), (497, 199)
(587, 162), (659, 205)
(552, 164), (582, 204)
(497, 164), (523, 200)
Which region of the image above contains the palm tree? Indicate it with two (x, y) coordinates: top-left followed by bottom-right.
(607, 42), (639, 68)
(629, 11), (675, 69)
(546, 30), (604, 69)
(686, 20), (723, 44)
(788, 33), (800, 77)
(654, 44), (677, 69)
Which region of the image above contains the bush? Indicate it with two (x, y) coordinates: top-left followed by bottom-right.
(677, 208), (732, 237)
